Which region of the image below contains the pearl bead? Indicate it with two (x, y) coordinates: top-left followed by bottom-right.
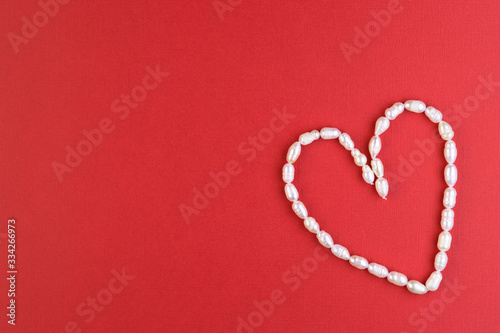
(434, 251), (448, 271)
(292, 201), (308, 219)
(338, 133), (355, 151)
(425, 106), (443, 123)
(407, 280), (428, 294)
(284, 183), (299, 202)
(438, 121), (454, 140)
(367, 262), (389, 278)
(282, 163), (295, 183)
(331, 244), (350, 260)
(375, 178), (388, 199)
(437, 231), (452, 251)
(443, 187), (457, 208)
(286, 142), (301, 163)
(369, 135), (381, 159)
(299, 131), (319, 145)
(404, 100), (426, 113)
(444, 140), (457, 164)
(444, 164), (458, 187)
(441, 209), (455, 231)
(387, 271), (408, 286)
(371, 158), (384, 178)
(362, 165), (375, 185)
(351, 149), (367, 166)
(385, 103), (404, 120)
(375, 117), (390, 135)
(320, 127), (341, 139)
(304, 217), (319, 234)
(425, 271), (443, 291)
(317, 230), (334, 248)
(349, 255), (368, 270)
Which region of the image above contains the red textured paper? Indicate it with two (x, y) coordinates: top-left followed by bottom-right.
(1, 1), (499, 333)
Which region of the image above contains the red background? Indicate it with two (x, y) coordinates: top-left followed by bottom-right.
(1, 1), (499, 332)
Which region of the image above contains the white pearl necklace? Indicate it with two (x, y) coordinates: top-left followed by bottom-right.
(283, 100), (457, 294)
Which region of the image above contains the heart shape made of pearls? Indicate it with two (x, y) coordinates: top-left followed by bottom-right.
(282, 100), (457, 295)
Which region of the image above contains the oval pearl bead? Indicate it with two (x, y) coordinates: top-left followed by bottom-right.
(444, 140), (457, 164)
(339, 133), (355, 151)
(317, 230), (334, 248)
(375, 117), (390, 135)
(371, 158), (384, 178)
(367, 262), (389, 278)
(331, 244), (350, 260)
(351, 149), (367, 166)
(385, 103), (404, 120)
(437, 231), (452, 251)
(369, 135), (381, 158)
(434, 251), (448, 271)
(375, 178), (389, 199)
(405, 100), (426, 113)
(292, 201), (308, 219)
(387, 271), (408, 286)
(426, 271), (443, 291)
(349, 255), (368, 270)
(441, 209), (455, 231)
(407, 280), (428, 294)
(304, 217), (319, 234)
(320, 127), (340, 140)
(299, 131), (319, 145)
(425, 106), (443, 123)
(284, 183), (299, 202)
(282, 163), (295, 183)
(439, 121), (454, 140)
(443, 187), (457, 208)
(286, 142), (301, 163)
(444, 164), (458, 187)
(362, 165), (375, 185)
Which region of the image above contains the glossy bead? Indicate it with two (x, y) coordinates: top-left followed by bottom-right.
(304, 217), (319, 234)
(439, 121), (454, 140)
(443, 187), (457, 208)
(362, 165), (375, 185)
(425, 106), (443, 123)
(284, 183), (299, 202)
(405, 100), (426, 113)
(371, 158), (384, 178)
(299, 131), (319, 145)
(286, 142), (301, 163)
(320, 127), (340, 139)
(367, 262), (389, 278)
(292, 201), (308, 219)
(349, 255), (368, 270)
(426, 271), (443, 291)
(339, 133), (355, 151)
(407, 280), (428, 294)
(282, 163), (294, 183)
(434, 251), (448, 271)
(441, 209), (455, 231)
(331, 244), (350, 260)
(317, 230), (334, 248)
(444, 164), (458, 187)
(369, 135), (381, 158)
(385, 102), (404, 120)
(375, 178), (388, 199)
(375, 117), (390, 135)
(444, 140), (457, 164)
(351, 149), (367, 166)
(437, 231), (452, 251)
(387, 271), (408, 286)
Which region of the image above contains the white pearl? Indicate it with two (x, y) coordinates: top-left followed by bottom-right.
(367, 262), (389, 278)
(371, 158), (384, 178)
(437, 231), (452, 251)
(284, 183), (299, 202)
(443, 187), (457, 208)
(375, 178), (388, 199)
(441, 209), (455, 231)
(425, 271), (443, 291)
(299, 131), (319, 145)
(434, 251), (448, 271)
(286, 142), (301, 163)
(385, 103), (404, 120)
(369, 135), (381, 159)
(320, 127), (340, 139)
(349, 255), (368, 270)
(292, 201), (308, 219)
(444, 140), (457, 164)
(351, 149), (367, 166)
(331, 244), (350, 260)
(404, 100), (426, 113)
(282, 163), (295, 183)
(362, 165), (375, 185)
(304, 217), (319, 234)
(407, 280), (428, 294)
(425, 106), (443, 123)
(375, 117), (390, 135)
(317, 230), (334, 248)
(444, 164), (458, 187)
(387, 271), (408, 286)
(338, 133), (355, 151)
(438, 121), (454, 140)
